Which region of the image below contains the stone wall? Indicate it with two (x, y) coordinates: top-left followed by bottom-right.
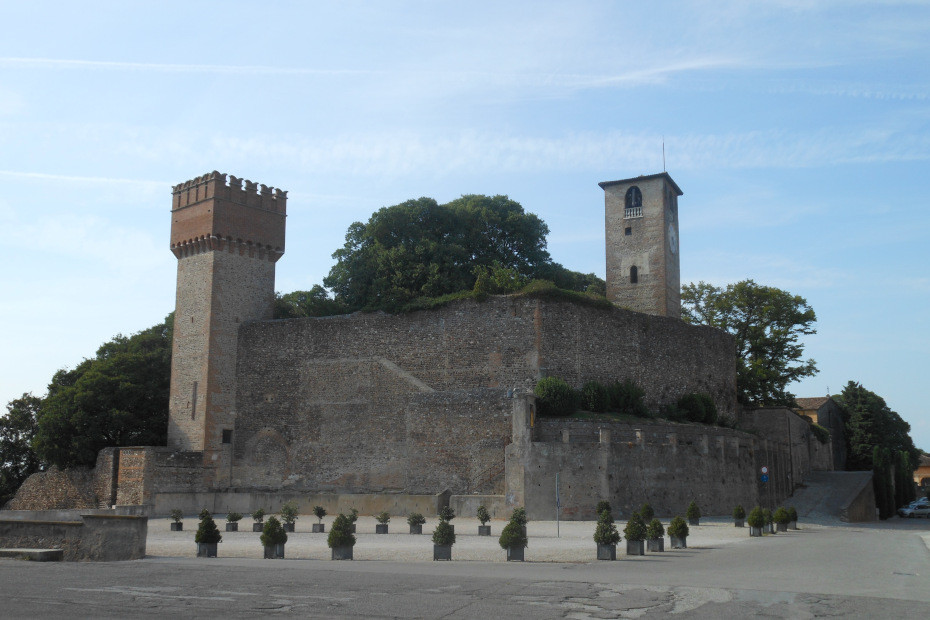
(230, 295), (737, 498)
(741, 408), (817, 485)
(506, 414), (760, 520)
(0, 513), (147, 561)
(6, 467), (98, 511)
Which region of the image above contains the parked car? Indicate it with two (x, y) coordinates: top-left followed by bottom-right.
(898, 504), (930, 518)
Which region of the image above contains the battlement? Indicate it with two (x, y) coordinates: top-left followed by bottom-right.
(170, 171), (287, 261)
(172, 171), (287, 213)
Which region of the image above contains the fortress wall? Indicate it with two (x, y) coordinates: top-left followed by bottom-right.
(509, 417), (759, 520)
(230, 296), (736, 496)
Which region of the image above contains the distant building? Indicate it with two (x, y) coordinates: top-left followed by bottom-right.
(914, 453), (930, 488)
(795, 397), (847, 471)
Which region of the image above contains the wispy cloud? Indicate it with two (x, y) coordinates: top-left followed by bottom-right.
(0, 169), (164, 188)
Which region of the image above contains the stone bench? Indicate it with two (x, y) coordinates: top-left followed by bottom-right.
(0, 548), (64, 562)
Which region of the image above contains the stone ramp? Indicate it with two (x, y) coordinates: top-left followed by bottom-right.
(789, 471), (875, 522)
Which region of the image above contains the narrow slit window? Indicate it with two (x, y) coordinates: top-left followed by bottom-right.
(191, 381), (198, 419)
(630, 266), (638, 284)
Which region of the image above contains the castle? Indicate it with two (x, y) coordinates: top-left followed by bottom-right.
(13, 171), (844, 519)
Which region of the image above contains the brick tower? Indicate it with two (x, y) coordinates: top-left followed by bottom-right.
(601, 172), (681, 318)
(167, 172), (286, 480)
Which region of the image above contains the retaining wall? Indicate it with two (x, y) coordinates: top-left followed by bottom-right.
(0, 513), (147, 561)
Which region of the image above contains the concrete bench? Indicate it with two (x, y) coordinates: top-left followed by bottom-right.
(0, 548), (64, 562)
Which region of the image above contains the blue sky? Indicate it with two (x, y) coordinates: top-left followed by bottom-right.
(1, 1), (928, 450)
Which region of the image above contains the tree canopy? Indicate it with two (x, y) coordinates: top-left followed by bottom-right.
(320, 194), (602, 313)
(32, 314), (174, 469)
(681, 280), (817, 406)
(835, 381), (919, 472)
(0, 394), (42, 506)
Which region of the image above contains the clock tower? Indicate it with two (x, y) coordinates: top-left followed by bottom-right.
(601, 172), (682, 318)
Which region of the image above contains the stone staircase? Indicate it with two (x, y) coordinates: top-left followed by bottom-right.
(789, 471), (875, 522)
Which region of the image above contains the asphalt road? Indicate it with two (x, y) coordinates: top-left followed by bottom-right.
(2, 520), (928, 618)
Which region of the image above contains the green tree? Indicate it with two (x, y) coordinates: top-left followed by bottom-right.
(0, 394), (43, 506)
(274, 285), (350, 319)
(33, 314), (173, 469)
(836, 381), (919, 474)
(681, 280), (817, 406)
(323, 194), (602, 312)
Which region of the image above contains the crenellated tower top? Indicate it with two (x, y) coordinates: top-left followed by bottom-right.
(170, 171), (287, 262)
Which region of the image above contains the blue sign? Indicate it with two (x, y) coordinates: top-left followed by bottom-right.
(760, 474), (769, 483)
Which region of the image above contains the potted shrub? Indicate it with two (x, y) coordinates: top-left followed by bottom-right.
(347, 508), (359, 534)
(328, 513), (356, 560)
(261, 516), (287, 559)
(251, 508), (266, 532)
(686, 501), (701, 526)
(169, 509), (184, 532)
(668, 516), (689, 548)
(623, 512), (647, 556)
(477, 505), (491, 536)
(438, 506), (456, 535)
(646, 518), (665, 552)
(593, 506), (620, 560)
(510, 507), (527, 538)
(773, 507), (790, 532)
(763, 508), (774, 534)
(375, 511), (390, 534)
(499, 509), (529, 562)
(787, 506), (798, 530)
(733, 505), (746, 527)
(595, 500), (611, 517)
(280, 501), (299, 533)
(195, 513), (222, 557)
(407, 512), (426, 534)
(312, 506), (327, 533)
(432, 514), (456, 561)
(640, 503), (655, 522)
(226, 511), (243, 532)
(747, 506), (765, 537)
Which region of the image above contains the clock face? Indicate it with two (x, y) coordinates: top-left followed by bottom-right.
(668, 223), (678, 254)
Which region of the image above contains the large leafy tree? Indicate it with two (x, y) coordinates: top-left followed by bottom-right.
(681, 280), (817, 406)
(33, 315), (174, 469)
(0, 394), (42, 506)
(323, 194), (597, 312)
(274, 285), (350, 319)
(835, 381), (919, 473)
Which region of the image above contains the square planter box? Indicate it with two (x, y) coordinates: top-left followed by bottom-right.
(506, 546), (524, 562)
(253, 522), (264, 532)
(789, 521), (798, 530)
(409, 524), (422, 535)
(626, 540), (645, 556)
(225, 522), (238, 532)
(312, 523), (326, 533)
(670, 536), (687, 549)
(331, 546), (353, 560)
(596, 543), (616, 560)
(264, 543), (285, 559)
(647, 538), (664, 552)
(688, 518), (700, 526)
(170, 522), (183, 532)
(478, 525), (491, 536)
(776, 522), (788, 532)
(734, 518), (744, 528)
(433, 544), (452, 561)
(283, 523), (295, 533)
(197, 543), (217, 558)
(750, 526), (763, 537)
(376, 524), (389, 534)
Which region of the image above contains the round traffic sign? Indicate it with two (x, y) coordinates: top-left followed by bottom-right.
(761, 466), (769, 474)
(761, 474), (769, 483)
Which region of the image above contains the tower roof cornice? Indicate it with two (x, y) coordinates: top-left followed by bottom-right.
(599, 172), (682, 196)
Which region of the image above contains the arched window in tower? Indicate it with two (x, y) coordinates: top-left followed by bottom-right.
(630, 265), (638, 284)
(624, 186), (643, 218)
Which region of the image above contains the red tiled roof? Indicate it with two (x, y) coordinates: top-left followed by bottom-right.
(795, 397), (830, 410)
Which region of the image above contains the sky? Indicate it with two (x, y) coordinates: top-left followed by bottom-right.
(1, 1), (928, 450)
